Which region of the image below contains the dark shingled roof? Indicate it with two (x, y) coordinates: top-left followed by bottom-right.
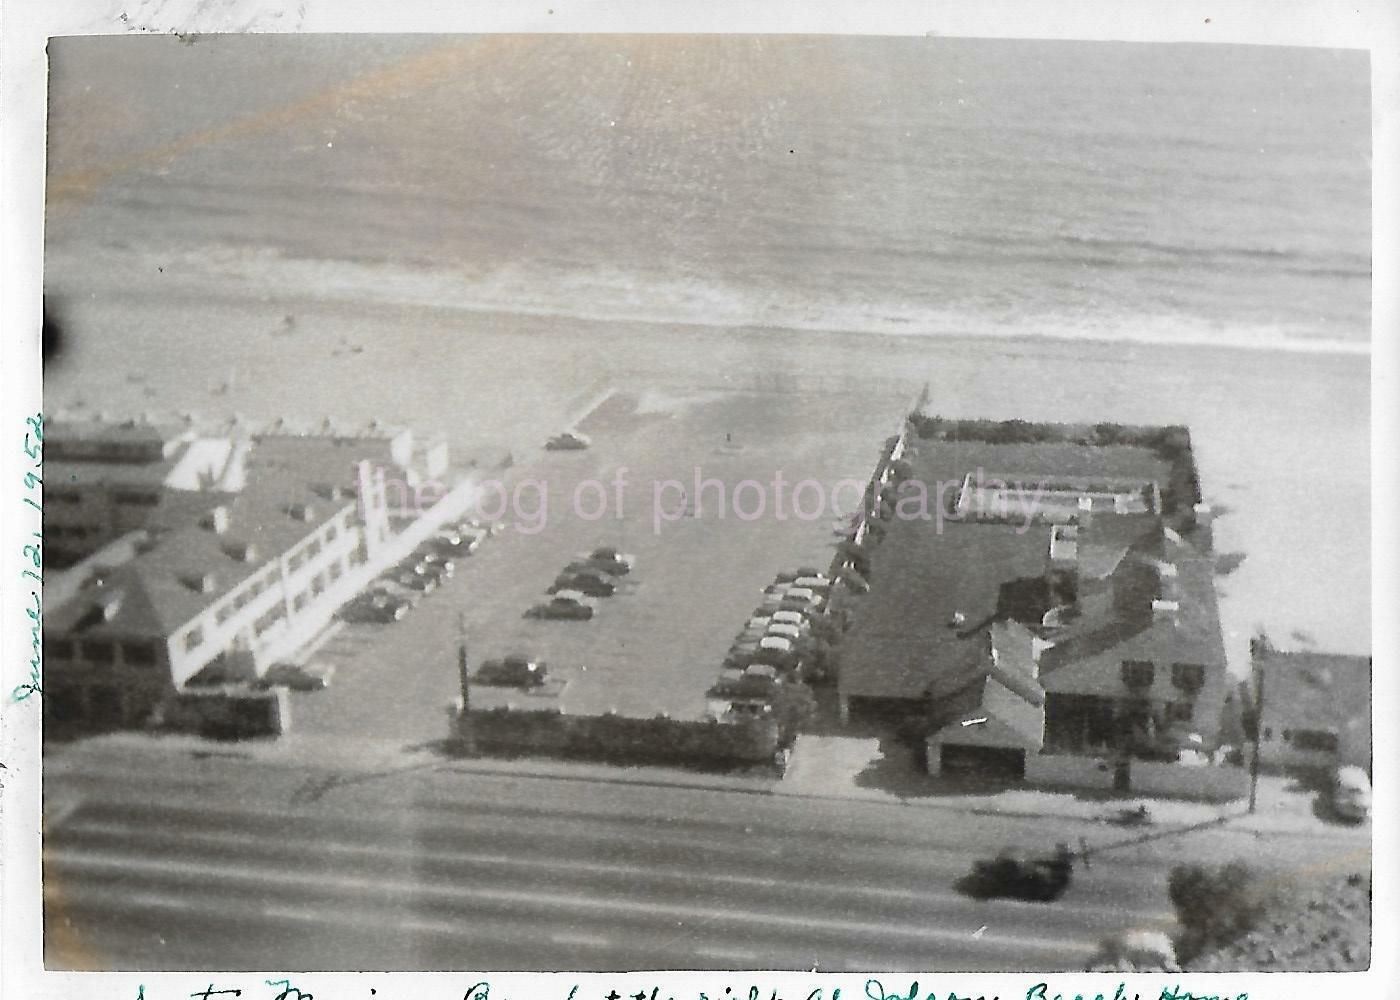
(839, 434), (1194, 706)
(49, 437), (366, 640)
(839, 519), (1047, 701)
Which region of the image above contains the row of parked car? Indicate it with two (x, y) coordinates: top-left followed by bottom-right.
(340, 520), (491, 624)
(524, 546), (635, 620)
(709, 568), (832, 715)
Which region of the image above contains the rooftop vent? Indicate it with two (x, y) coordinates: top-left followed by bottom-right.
(97, 590), (124, 620)
(223, 539), (257, 563)
(181, 571), (217, 594)
(287, 502), (315, 522)
(1151, 598), (1180, 626)
(202, 505), (231, 534)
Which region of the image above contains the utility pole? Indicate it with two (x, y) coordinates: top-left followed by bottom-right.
(456, 612), (470, 713)
(1248, 659), (1265, 814)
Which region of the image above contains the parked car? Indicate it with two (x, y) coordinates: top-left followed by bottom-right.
(432, 530), (479, 555)
(548, 573), (616, 597)
(783, 587), (823, 608)
(1331, 765), (1372, 822)
(766, 622), (803, 642)
(793, 575), (831, 594)
(774, 567), (823, 584)
(476, 655), (549, 688)
(563, 560), (622, 580)
(745, 615), (773, 631)
(340, 592), (411, 622)
(418, 551), (456, 574)
(391, 569), (437, 593)
(546, 431), (592, 450)
(526, 601), (595, 621)
(770, 610), (809, 630)
(588, 546), (635, 570)
(256, 661), (335, 692)
(526, 592), (597, 620)
(776, 597), (820, 617)
(373, 580), (423, 606)
(574, 551), (631, 576)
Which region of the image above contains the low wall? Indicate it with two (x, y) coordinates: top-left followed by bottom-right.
(162, 687), (289, 739)
(1131, 759), (1247, 801)
(1026, 753), (1247, 800)
(1026, 753), (1117, 792)
(456, 706), (781, 770)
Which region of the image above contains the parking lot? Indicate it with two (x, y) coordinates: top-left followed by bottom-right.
(286, 385), (911, 742)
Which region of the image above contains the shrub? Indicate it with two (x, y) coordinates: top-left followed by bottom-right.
(772, 681), (817, 746)
(1168, 862), (1291, 963)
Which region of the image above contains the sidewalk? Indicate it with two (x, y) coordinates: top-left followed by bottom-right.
(46, 730), (1370, 846)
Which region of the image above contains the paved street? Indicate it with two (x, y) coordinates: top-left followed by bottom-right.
(43, 742), (1368, 973)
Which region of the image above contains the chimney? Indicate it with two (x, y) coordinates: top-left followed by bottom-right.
(1077, 495), (1093, 528)
(97, 590), (124, 620)
(287, 502), (314, 522)
(181, 571), (217, 593)
(223, 539), (257, 563)
(1152, 598), (1180, 626)
(204, 505), (231, 534)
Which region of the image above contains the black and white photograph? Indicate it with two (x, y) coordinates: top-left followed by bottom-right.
(3, 3), (1390, 990)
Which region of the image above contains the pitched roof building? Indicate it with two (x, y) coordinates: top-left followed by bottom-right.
(834, 423), (1229, 780)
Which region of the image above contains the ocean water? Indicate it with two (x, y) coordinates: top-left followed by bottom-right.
(46, 35), (1370, 349)
(40, 35), (1372, 663)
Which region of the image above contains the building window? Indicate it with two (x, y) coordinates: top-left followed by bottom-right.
(183, 627), (203, 652)
(1171, 662), (1206, 691)
(216, 605), (232, 624)
(46, 637), (75, 661)
(292, 591), (309, 612)
(325, 523), (338, 542)
(1263, 726), (1274, 740)
(288, 552), (305, 572)
(82, 640), (115, 664)
(328, 562), (342, 582)
(1166, 702), (1194, 723)
(310, 573), (325, 597)
(1121, 660), (1154, 688)
(121, 641), (157, 666)
(254, 605), (286, 636)
(306, 539), (322, 558)
(1292, 729), (1339, 753)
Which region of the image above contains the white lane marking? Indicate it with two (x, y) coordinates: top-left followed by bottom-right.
(692, 946), (761, 962)
(59, 800), (1175, 902)
(550, 931), (613, 948)
(47, 850), (1102, 955)
(59, 818), (1173, 923)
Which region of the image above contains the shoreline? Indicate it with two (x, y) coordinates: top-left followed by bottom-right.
(43, 240), (1373, 362)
